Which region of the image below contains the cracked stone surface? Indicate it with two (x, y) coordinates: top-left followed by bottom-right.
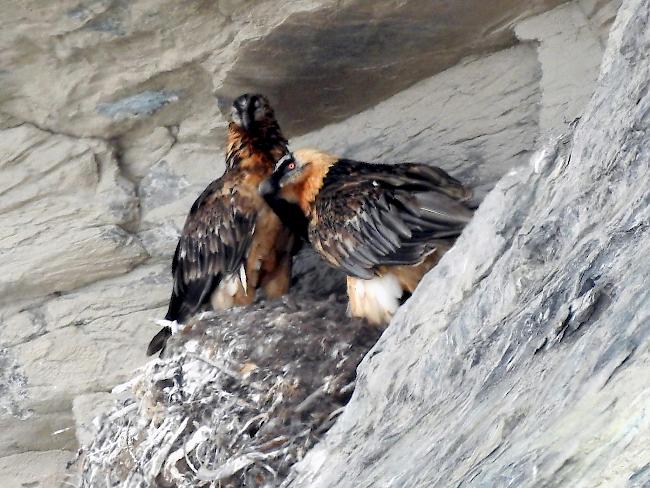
(294, 45), (542, 200)
(0, 125), (147, 306)
(0, 0), (621, 485)
(515, 1), (608, 133)
(1, 0), (572, 139)
(0, 450), (74, 488)
(0, 263), (169, 459)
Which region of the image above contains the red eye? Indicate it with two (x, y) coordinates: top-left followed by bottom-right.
(287, 162), (296, 170)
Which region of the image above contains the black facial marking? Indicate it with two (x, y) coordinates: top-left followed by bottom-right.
(259, 153), (309, 240)
(274, 154), (297, 178)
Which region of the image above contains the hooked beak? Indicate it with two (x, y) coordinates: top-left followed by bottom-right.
(241, 112), (252, 131)
(259, 177), (277, 197)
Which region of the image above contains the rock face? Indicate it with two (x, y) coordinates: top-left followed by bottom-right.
(287, 0), (650, 485)
(2, 0), (571, 138)
(294, 45), (542, 200)
(0, 0), (624, 485)
(0, 126), (145, 303)
(220, 0), (570, 134)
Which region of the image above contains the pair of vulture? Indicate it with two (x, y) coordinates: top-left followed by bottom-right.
(147, 94), (474, 356)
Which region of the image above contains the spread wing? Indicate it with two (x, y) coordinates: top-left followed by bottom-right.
(166, 177), (257, 323)
(310, 160), (474, 279)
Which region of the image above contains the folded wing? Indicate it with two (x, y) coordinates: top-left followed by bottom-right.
(310, 160), (473, 280)
(166, 178), (257, 322)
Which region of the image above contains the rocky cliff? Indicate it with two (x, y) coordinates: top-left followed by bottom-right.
(0, 0), (628, 486)
(289, 0), (650, 484)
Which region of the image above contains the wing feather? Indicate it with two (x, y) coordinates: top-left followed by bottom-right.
(309, 159), (473, 279)
(165, 178), (257, 322)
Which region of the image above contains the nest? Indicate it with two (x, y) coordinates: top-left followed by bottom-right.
(78, 292), (381, 487)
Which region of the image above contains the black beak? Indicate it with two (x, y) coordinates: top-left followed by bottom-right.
(242, 112), (252, 131)
(259, 177), (276, 197)
(259, 175), (309, 241)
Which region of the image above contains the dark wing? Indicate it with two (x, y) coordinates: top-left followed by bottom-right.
(310, 159), (474, 279)
(148, 177), (257, 356)
(167, 178), (257, 321)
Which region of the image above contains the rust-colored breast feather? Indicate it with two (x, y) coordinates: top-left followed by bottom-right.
(227, 123), (288, 172)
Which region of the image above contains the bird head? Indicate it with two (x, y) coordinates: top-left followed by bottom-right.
(259, 149), (337, 215)
(259, 153), (300, 198)
(230, 93), (275, 132)
(258, 152), (311, 239)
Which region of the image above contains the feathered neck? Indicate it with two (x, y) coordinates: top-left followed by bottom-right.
(285, 149), (338, 216)
(225, 122), (288, 171)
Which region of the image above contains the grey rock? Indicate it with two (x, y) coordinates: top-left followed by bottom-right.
(0, 348), (29, 419)
(579, 0), (623, 45)
(135, 142), (225, 258)
(0, 126), (147, 304)
(72, 392), (114, 447)
(118, 126), (175, 180)
(0, 0), (623, 483)
(219, 0), (569, 134)
(286, 0), (650, 485)
(293, 45), (543, 200)
(293, 0), (614, 200)
(138, 159), (190, 215)
(1, 0), (569, 139)
(0, 264), (169, 457)
(97, 91), (181, 121)
(0, 449), (74, 488)
(515, 2), (606, 134)
(0, 407), (77, 460)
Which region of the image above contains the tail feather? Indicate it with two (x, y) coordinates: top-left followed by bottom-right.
(346, 274), (403, 326)
(152, 279), (211, 356)
(146, 326), (172, 357)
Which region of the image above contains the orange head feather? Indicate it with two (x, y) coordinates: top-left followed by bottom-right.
(269, 148), (338, 216)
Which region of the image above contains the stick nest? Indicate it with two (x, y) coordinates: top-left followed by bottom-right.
(79, 292), (381, 487)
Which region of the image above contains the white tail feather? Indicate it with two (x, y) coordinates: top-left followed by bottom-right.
(347, 274), (403, 325)
(153, 319), (181, 334)
(239, 264), (248, 294)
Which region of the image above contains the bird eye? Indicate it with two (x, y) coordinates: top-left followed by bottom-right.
(287, 162), (296, 170)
